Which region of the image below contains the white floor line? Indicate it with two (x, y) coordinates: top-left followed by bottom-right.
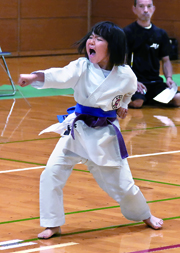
(0, 166), (45, 174)
(1, 149), (180, 174)
(0, 239), (22, 246)
(0, 240), (36, 251)
(128, 149), (180, 158)
(12, 242), (79, 253)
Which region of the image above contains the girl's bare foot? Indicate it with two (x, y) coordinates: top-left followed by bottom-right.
(38, 226), (61, 239)
(143, 215), (163, 230)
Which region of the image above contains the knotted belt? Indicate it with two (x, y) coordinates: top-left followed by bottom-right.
(57, 103), (128, 159)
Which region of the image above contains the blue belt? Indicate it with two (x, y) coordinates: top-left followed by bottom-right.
(57, 103), (128, 159)
(75, 103), (117, 117)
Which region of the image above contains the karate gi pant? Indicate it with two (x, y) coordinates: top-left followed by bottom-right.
(39, 136), (151, 228)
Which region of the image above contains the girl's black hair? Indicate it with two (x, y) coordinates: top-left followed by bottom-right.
(76, 21), (127, 66)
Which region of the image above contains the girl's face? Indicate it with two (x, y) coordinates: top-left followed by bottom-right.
(86, 33), (111, 70)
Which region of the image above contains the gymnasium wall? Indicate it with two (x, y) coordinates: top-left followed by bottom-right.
(0, 0), (179, 58)
(0, 0), (88, 56)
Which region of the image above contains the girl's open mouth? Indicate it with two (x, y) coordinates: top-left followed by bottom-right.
(90, 49), (96, 55)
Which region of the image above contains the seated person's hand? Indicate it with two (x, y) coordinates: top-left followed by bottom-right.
(137, 82), (147, 94)
(166, 77), (176, 89)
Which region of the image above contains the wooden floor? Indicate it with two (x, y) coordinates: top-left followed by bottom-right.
(1, 56), (180, 252)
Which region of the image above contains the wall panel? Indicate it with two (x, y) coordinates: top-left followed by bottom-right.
(0, 0), (18, 54)
(18, 0), (88, 56)
(0, 0), (88, 56)
(0, 0), (18, 18)
(20, 18), (87, 54)
(174, 22), (180, 49)
(153, 0), (179, 21)
(0, 20), (18, 52)
(91, 0), (134, 19)
(20, 0), (87, 18)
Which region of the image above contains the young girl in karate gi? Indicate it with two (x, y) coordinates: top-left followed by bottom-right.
(18, 21), (163, 239)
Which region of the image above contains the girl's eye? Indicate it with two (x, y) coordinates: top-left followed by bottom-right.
(97, 37), (103, 41)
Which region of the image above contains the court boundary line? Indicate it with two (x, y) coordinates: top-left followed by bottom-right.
(0, 136), (59, 145)
(1, 163), (180, 187)
(129, 243), (180, 253)
(0, 123), (180, 145)
(1, 199), (180, 225)
(1, 216), (179, 245)
(0, 166), (45, 174)
(128, 150), (180, 158)
(1, 148), (180, 175)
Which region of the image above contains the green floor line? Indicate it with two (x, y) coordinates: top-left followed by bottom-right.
(1, 124), (180, 146)
(4, 215), (180, 244)
(73, 168), (89, 173)
(0, 157), (179, 187)
(1, 196), (180, 225)
(44, 215), (180, 237)
(123, 124), (180, 133)
(0, 157), (45, 166)
(74, 169), (180, 187)
(0, 136), (59, 145)
(148, 196), (180, 203)
(134, 178), (180, 187)
(0, 217), (39, 225)
(61, 222), (144, 236)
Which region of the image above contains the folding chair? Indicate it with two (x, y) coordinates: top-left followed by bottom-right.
(0, 47), (16, 97)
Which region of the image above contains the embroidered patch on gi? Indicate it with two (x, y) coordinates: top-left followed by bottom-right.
(112, 95), (123, 109)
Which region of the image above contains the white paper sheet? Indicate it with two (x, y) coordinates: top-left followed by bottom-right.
(153, 82), (178, 103)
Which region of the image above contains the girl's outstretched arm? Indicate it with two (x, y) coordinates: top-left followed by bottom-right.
(18, 73), (44, 87)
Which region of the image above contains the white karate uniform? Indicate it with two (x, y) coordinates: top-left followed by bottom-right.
(31, 57), (151, 227)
